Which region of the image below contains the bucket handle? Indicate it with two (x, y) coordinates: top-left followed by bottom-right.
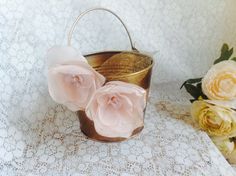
(67, 7), (136, 50)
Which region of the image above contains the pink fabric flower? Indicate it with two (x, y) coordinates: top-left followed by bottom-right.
(85, 81), (146, 138)
(47, 46), (105, 111)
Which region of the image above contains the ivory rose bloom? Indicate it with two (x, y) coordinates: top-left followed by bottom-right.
(212, 137), (235, 158)
(225, 146), (236, 164)
(212, 136), (236, 164)
(85, 81), (146, 138)
(191, 100), (236, 136)
(202, 60), (236, 100)
(47, 46), (105, 111)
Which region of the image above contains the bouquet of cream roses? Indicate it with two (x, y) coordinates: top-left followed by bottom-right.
(181, 44), (236, 163)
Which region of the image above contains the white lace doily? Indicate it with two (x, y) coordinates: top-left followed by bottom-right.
(1, 0), (236, 175)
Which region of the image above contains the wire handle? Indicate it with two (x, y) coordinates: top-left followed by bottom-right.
(67, 7), (136, 50)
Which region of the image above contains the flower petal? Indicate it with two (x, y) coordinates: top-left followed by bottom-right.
(47, 46), (87, 68)
(191, 100), (236, 136)
(206, 99), (236, 110)
(47, 60), (105, 111)
(85, 81), (145, 138)
(202, 60), (236, 100)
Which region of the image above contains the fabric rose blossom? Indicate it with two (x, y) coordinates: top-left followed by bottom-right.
(212, 136), (236, 164)
(227, 148), (236, 164)
(85, 81), (146, 138)
(191, 100), (236, 137)
(47, 46), (105, 111)
(202, 60), (236, 100)
(183, 44), (236, 164)
(212, 137), (235, 158)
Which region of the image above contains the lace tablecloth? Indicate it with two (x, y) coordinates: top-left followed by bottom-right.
(1, 82), (236, 176)
(1, 0), (236, 175)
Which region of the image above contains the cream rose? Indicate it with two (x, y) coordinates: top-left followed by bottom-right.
(191, 100), (236, 136)
(212, 137), (235, 157)
(202, 60), (236, 100)
(212, 136), (236, 164)
(47, 46), (105, 111)
(226, 146), (236, 164)
(85, 81), (146, 138)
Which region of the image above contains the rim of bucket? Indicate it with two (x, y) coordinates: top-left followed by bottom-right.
(84, 50), (154, 78)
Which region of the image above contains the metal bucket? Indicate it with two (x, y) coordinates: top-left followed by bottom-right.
(68, 8), (154, 142)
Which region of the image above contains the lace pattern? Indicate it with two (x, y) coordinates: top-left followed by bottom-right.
(1, 0), (236, 175)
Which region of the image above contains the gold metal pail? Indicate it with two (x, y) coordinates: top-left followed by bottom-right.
(68, 8), (154, 142)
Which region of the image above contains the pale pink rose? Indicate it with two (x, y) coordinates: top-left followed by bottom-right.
(85, 81), (146, 138)
(47, 46), (105, 111)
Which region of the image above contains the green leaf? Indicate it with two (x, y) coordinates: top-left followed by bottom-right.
(201, 93), (208, 100)
(225, 48), (233, 59)
(214, 44), (233, 64)
(180, 77), (202, 89)
(184, 84), (201, 99)
(196, 83), (202, 89)
(230, 137), (236, 142)
(196, 83), (208, 99)
(183, 82), (208, 102)
(231, 57), (236, 62)
(221, 43), (229, 53)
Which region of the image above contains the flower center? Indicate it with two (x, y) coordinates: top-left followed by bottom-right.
(108, 96), (121, 109)
(72, 75), (82, 83)
(65, 75), (83, 87)
(206, 111), (222, 127)
(219, 77), (236, 94)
